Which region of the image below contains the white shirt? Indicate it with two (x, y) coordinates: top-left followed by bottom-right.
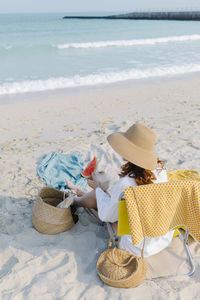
(96, 169), (174, 257)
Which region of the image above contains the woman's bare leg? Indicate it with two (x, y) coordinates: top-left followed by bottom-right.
(74, 190), (97, 209)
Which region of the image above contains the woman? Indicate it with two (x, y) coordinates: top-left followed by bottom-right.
(68, 123), (174, 257)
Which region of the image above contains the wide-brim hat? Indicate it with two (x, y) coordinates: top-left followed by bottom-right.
(107, 123), (157, 170)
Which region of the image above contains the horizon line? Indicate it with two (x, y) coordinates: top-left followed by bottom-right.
(1, 8), (200, 14)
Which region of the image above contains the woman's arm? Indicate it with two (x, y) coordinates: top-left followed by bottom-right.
(96, 176), (136, 223)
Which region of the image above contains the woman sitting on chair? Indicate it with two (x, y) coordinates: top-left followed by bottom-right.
(68, 123), (174, 257)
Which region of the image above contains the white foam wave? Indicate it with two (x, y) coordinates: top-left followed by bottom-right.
(0, 45), (13, 50)
(57, 35), (200, 49)
(1, 64), (200, 95)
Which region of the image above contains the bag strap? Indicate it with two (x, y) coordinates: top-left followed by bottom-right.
(107, 223), (119, 248)
(132, 189), (146, 259)
(26, 186), (40, 197)
(111, 248), (136, 267)
(107, 188), (146, 258)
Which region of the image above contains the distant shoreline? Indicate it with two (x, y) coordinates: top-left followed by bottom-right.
(63, 11), (200, 21)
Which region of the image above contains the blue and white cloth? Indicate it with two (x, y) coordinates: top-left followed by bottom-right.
(37, 152), (87, 191)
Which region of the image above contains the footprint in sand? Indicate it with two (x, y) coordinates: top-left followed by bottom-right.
(0, 255), (19, 279)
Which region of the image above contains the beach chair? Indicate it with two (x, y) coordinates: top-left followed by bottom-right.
(107, 179), (200, 277)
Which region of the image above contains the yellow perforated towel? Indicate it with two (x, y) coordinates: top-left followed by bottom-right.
(167, 169), (200, 182)
(124, 180), (200, 246)
(118, 169), (200, 237)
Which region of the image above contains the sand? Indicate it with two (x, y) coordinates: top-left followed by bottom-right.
(0, 77), (200, 299)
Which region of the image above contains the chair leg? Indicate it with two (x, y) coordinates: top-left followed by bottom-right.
(179, 229), (196, 276)
(107, 223), (119, 247)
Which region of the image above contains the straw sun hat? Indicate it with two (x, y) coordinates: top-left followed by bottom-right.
(107, 123), (157, 170)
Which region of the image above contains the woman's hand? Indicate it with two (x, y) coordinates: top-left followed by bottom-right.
(87, 176), (100, 190)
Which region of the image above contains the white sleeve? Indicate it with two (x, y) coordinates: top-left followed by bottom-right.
(153, 169), (168, 183)
(96, 176), (136, 223)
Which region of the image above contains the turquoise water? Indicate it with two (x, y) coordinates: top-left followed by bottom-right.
(1, 13), (200, 95)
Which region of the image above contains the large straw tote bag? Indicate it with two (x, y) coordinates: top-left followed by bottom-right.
(32, 187), (74, 234)
(97, 191), (147, 288)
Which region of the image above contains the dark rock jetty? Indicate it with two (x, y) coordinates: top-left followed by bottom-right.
(63, 11), (200, 21)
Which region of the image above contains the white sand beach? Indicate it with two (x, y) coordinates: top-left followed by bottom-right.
(1, 77), (200, 299)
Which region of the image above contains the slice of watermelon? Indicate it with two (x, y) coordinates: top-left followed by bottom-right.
(81, 157), (97, 178)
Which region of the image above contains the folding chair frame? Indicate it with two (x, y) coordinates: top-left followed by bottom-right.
(179, 229), (196, 276)
(107, 192), (196, 277)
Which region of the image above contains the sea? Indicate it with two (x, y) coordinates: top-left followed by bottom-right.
(1, 12), (200, 99)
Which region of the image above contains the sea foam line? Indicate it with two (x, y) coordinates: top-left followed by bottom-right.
(57, 34), (200, 49)
(1, 64), (200, 95)
(0, 45), (13, 50)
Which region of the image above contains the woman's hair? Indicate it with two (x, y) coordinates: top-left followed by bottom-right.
(119, 159), (165, 186)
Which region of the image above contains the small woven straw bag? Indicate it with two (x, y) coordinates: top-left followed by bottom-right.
(97, 245), (147, 288)
(97, 192), (147, 288)
(32, 187), (74, 234)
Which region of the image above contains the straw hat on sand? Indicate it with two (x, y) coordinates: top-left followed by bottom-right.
(107, 123), (157, 170)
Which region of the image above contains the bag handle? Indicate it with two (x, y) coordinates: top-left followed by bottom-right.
(111, 248), (136, 267)
(107, 188), (146, 258)
(107, 223), (119, 248)
(26, 186), (40, 197)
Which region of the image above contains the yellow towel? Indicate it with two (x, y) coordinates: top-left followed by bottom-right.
(118, 169), (200, 237)
(167, 169), (200, 182)
(124, 180), (200, 246)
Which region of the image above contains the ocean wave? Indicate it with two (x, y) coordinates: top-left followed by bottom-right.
(0, 45), (13, 51)
(0, 44), (53, 53)
(1, 64), (200, 95)
(2, 34), (200, 53)
(57, 34), (200, 49)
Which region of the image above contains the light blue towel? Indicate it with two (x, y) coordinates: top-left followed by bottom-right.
(37, 152), (87, 191)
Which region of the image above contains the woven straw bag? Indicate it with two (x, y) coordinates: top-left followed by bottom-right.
(97, 189), (147, 288)
(97, 246), (147, 288)
(32, 187), (74, 234)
